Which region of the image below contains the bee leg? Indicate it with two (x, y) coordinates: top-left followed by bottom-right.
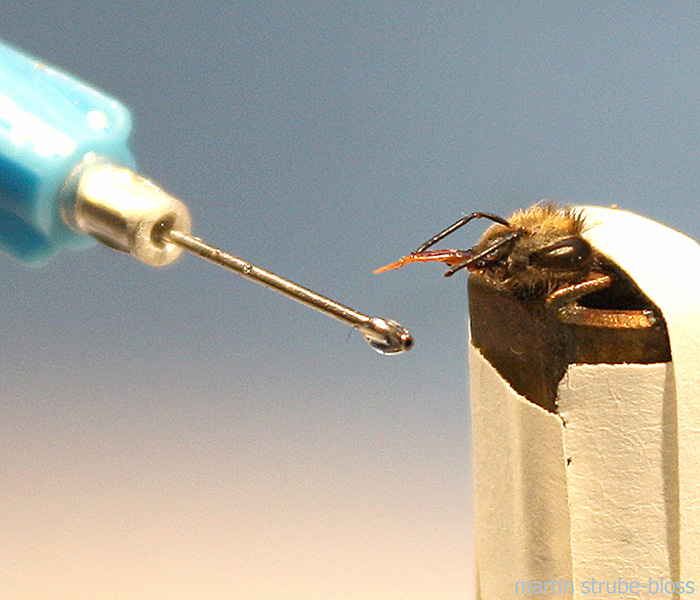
(545, 274), (657, 328)
(545, 274), (612, 310)
(415, 212), (510, 253)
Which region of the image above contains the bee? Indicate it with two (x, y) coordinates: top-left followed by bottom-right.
(376, 204), (657, 328)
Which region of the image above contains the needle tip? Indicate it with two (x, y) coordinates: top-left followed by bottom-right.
(363, 318), (414, 355)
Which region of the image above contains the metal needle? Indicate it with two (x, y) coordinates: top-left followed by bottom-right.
(158, 226), (414, 355)
(67, 161), (412, 355)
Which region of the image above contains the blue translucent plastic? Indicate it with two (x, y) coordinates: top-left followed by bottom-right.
(0, 39), (135, 264)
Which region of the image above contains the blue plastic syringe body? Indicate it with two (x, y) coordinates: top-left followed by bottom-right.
(0, 39), (191, 267)
(0, 39), (136, 263)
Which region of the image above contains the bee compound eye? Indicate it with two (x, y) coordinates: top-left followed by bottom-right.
(531, 237), (592, 271)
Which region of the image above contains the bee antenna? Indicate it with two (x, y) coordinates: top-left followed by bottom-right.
(444, 230), (522, 277)
(415, 212), (511, 253)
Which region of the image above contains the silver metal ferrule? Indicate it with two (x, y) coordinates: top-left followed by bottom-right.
(63, 156), (191, 266)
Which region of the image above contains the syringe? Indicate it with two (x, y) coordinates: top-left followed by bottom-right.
(0, 39), (413, 355)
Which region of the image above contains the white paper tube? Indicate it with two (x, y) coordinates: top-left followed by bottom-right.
(471, 206), (700, 599)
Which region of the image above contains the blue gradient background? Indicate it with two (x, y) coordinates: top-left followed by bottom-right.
(1, 4), (700, 599)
